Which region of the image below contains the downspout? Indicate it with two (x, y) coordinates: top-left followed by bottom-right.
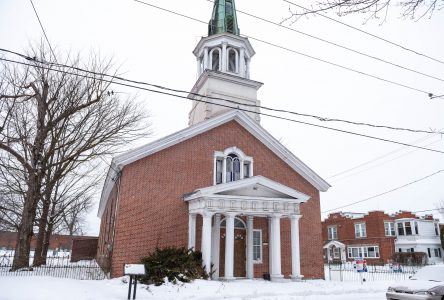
(109, 170), (122, 278)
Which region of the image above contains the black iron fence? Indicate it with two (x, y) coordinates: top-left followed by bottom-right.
(0, 254), (106, 280)
(325, 262), (420, 282)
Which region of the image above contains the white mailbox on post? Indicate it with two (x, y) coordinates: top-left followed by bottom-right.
(124, 264), (146, 300)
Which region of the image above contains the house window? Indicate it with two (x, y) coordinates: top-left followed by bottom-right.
(434, 248), (440, 258)
(252, 230), (262, 263)
(214, 147), (253, 185)
(328, 226), (338, 240)
(384, 222), (395, 236)
(404, 222), (412, 235)
(428, 248), (431, 258)
(397, 223), (405, 236)
(355, 223), (366, 238)
(435, 223), (439, 236)
(414, 222), (419, 235)
(348, 246), (379, 258)
(438, 248), (442, 258)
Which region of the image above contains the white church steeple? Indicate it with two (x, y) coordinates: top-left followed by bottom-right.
(188, 0), (263, 125)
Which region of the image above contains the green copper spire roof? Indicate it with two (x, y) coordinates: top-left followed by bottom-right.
(208, 0), (240, 36)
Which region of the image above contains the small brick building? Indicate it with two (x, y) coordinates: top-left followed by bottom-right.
(96, 0), (330, 281)
(322, 211), (443, 264)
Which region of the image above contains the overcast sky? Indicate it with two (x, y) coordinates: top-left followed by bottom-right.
(1, 0), (444, 235)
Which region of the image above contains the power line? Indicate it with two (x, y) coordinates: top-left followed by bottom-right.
(29, 0), (57, 63)
(205, 0), (444, 84)
(282, 0), (444, 66)
(413, 208), (444, 214)
(2, 55), (444, 157)
(1, 47), (441, 136)
(328, 134), (442, 181)
(322, 169), (444, 213)
(131, 0), (440, 98)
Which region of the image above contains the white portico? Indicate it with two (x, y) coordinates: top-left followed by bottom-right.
(184, 176), (309, 281)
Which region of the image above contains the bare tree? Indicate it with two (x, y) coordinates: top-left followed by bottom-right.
(283, 0), (443, 22)
(0, 44), (149, 270)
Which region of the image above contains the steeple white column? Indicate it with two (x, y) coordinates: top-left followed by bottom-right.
(201, 212), (213, 274)
(221, 42), (228, 72)
(239, 48), (246, 77)
(212, 214), (221, 279)
(224, 213), (236, 280)
(290, 215), (303, 281)
(203, 47), (209, 70)
(188, 213), (197, 249)
(270, 214), (284, 281)
(246, 216), (254, 279)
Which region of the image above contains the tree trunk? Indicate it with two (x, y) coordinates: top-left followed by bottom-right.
(12, 179), (39, 270)
(32, 198), (51, 266)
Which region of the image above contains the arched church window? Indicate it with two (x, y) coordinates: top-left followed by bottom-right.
(220, 217), (246, 229)
(226, 153), (240, 182)
(210, 48), (221, 71)
(214, 147), (253, 185)
(227, 48), (238, 73)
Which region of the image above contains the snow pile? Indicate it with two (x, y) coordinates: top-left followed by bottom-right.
(0, 276), (394, 300)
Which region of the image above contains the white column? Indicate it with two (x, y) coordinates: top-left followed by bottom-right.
(268, 217), (273, 275)
(203, 47), (209, 70)
(211, 214), (221, 279)
(188, 214), (197, 250)
(290, 215), (303, 281)
(246, 216), (254, 279)
(222, 43), (227, 72)
(201, 212), (213, 275)
(224, 213), (236, 280)
(239, 48), (246, 77)
(270, 214), (284, 281)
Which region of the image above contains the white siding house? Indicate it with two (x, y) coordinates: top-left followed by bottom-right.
(395, 218), (443, 264)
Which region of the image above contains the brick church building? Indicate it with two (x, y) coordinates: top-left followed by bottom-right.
(97, 0), (330, 280)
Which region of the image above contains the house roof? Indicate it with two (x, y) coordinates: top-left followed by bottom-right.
(97, 110), (331, 217)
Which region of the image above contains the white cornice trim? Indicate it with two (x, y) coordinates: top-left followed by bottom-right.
(97, 110), (330, 218)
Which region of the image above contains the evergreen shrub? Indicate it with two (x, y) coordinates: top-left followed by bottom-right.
(139, 247), (208, 286)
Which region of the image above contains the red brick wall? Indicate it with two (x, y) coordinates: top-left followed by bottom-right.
(107, 121), (324, 279)
(322, 211), (396, 263)
(71, 238), (98, 262)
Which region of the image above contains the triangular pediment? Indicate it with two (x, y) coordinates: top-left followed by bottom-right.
(183, 176), (310, 202)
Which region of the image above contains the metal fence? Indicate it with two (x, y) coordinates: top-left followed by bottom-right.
(324, 262), (420, 283)
(0, 254), (106, 280)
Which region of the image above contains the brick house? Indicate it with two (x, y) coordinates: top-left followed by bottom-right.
(96, 0), (330, 281)
(322, 211), (443, 264)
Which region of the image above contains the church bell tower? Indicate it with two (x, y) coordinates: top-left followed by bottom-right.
(188, 0), (263, 125)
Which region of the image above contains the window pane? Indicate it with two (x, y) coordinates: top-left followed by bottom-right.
(243, 163), (250, 178)
(397, 223), (404, 235)
(212, 50), (220, 71)
(253, 230), (261, 261)
(405, 222), (412, 235)
(233, 158), (240, 181)
(216, 159), (223, 184)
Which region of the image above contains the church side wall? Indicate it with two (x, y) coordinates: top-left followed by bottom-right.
(110, 121), (324, 279)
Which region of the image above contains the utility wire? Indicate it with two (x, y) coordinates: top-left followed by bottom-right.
(322, 169), (444, 213)
(131, 0), (440, 98)
(282, 0), (444, 66)
(1, 47), (441, 136)
(413, 208), (444, 214)
(29, 0), (57, 63)
(2, 55), (444, 156)
(205, 0), (444, 84)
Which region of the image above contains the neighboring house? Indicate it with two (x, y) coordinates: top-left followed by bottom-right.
(395, 216), (443, 263)
(322, 211), (397, 264)
(322, 211), (443, 264)
(96, 0), (330, 281)
(0, 231), (97, 258)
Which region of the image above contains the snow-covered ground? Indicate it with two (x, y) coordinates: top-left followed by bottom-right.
(0, 276), (393, 300)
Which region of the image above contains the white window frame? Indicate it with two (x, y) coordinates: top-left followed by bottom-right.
(347, 246), (380, 259)
(327, 226), (338, 240)
(384, 221), (395, 236)
(355, 223), (367, 238)
(252, 229), (262, 263)
(396, 221), (416, 236)
(214, 147), (253, 185)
